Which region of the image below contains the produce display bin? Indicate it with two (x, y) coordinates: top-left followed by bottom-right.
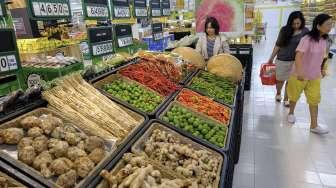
(229, 44), (253, 91)
(92, 73), (178, 118)
(157, 101), (235, 160)
(21, 62), (84, 89)
(0, 99), (47, 124)
(179, 68), (198, 86)
(0, 107), (148, 188)
(85, 57), (139, 83)
(187, 70), (240, 108)
(85, 119), (229, 188)
(0, 160), (46, 188)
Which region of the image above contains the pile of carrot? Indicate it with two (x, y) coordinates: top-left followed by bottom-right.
(177, 89), (231, 125)
(119, 61), (180, 96)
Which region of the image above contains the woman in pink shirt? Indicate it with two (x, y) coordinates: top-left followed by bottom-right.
(287, 14), (333, 134)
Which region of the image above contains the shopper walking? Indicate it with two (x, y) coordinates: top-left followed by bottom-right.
(196, 17), (230, 61)
(268, 11), (308, 107)
(287, 14), (333, 134)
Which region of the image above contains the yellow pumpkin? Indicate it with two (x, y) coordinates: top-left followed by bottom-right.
(207, 54), (243, 82)
(172, 47), (205, 68)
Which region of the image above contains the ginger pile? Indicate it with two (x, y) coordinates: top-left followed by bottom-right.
(143, 129), (221, 187)
(100, 153), (197, 188)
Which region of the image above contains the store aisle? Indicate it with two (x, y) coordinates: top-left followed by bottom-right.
(233, 36), (336, 188)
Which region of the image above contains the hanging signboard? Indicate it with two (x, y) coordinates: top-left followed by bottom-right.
(0, 0), (6, 17)
(133, 0), (147, 17)
(88, 27), (114, 57)
(111, 0), (131, 18)
(115, 24), (133, 48)
(0, 29), (21, 74)
(161, 0), (170, 16)
(82, 0), (110, 20)
(150, 0), (161, 17)
(152, 23), (163, 41)
(27, 0), (71, 20)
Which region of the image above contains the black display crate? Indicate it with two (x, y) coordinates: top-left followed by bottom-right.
(0, 107), (149, 188)
(229, 44), (253, 91)
(0, 160), (46, 188)
(84, 119), (229, 188)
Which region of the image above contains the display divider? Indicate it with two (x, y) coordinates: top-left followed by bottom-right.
(84, 119), (229, 188)
(0, 160), (46, 188)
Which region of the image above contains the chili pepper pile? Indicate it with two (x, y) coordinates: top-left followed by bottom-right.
(119, 61), (180, 96)
(177, 89), (231, 125)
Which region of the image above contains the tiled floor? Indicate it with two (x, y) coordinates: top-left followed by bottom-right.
(233, 29), (336, 188)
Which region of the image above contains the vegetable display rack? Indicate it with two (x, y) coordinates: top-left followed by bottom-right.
(83, 119), (229, 188)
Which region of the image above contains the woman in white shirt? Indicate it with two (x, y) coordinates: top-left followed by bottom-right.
(196, 17), (230, 61)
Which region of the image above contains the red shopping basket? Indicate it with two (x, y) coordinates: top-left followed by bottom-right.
(260, 63), (276, 85)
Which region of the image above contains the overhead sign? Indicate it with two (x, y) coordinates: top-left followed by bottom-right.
(152, 23), (163, 41)
(0, 29), (20, 74)
(150, 0), (161, 17)
(133, 0), (147, 17)
(111, 0), (131, 18)
(82, 0), (110, 20)
(0, 0), (6, 17)
(161, 0), (170, 16)
(115, 24), (133, 47)
(28, 0), (71, 20)
(88, 27), (114, 57)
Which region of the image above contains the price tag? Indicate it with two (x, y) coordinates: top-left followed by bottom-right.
(27, 74), (42, 88)
(153, 33), (163, 40)
(162, 9), (170, 16)
(118, 37), (133, 47)
(92, 42), (113, 56)
(102, 54), (115, 62)
(86, 5), (109, 18)
(114, 6), (130, 18)
(30, 0), (70, 19)
(0, 55), (18, 72)
(135, 8), (147, 17)
(151, 9), (161, 17)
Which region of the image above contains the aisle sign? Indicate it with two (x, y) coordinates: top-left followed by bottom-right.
(133, 0), (147, 17)
(115, 24), (133, 47)
(161, 0), (171, 16)
(88, 27), (114, 57)
(28, 0), (71, 20)
(150, 0), (161, 17)
(152, 23), (163, 41)
(0, 29), (20, 74)
(82, 0), (110, 20)
(112, 0), (131, 18)
(0, 0), (6, 17)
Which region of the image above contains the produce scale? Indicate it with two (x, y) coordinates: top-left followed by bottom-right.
(0, 0), (249, 188)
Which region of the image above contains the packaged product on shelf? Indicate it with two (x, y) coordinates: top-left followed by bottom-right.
(98, 123), (223, 188)
(42, 74), (144, 142)
(0, 108), (113, 188)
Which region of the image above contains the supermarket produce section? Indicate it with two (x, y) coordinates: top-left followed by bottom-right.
(0, 51), (245, 188)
